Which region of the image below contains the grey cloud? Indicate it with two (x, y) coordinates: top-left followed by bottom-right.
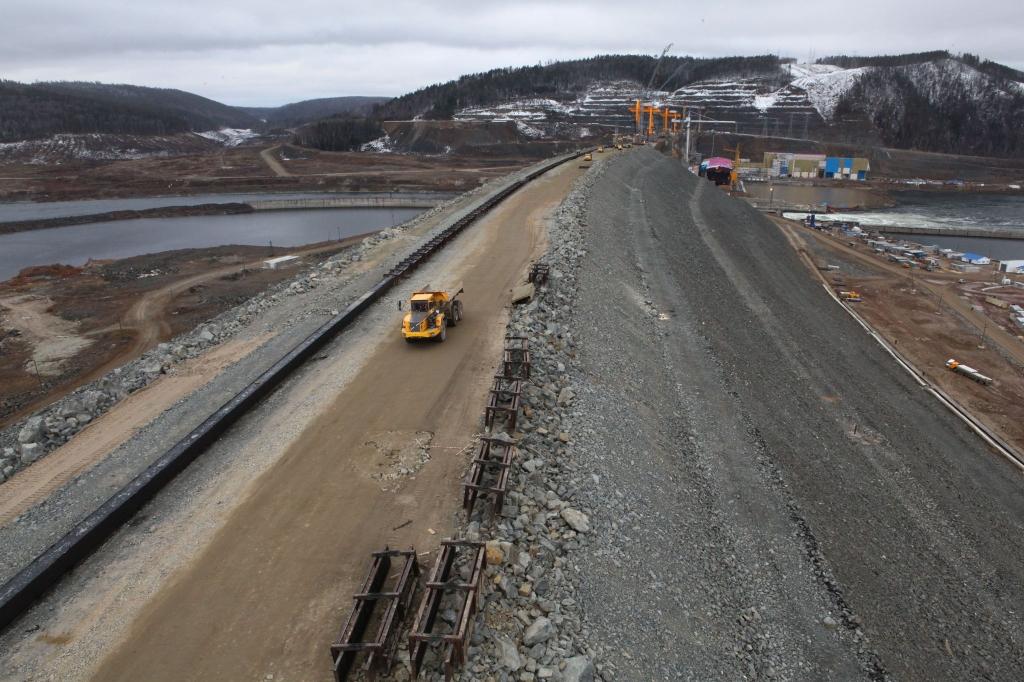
(2, 0), (1021, 106)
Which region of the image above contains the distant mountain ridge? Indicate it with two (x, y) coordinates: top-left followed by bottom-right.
(0, 80), (257, 142)
(241, 96), (391, 128)
(0, 81), (388, 144)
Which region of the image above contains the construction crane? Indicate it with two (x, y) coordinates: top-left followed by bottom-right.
(628, 99), (643, 132)
(660, 108), (680, 133)
(643, 43), (674, 100)
(644, 104), (659, 137)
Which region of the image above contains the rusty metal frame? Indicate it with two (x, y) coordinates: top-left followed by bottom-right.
(528, 262), (550, 287)
(501, 336), (531, 380)
(330, 547), (420, 681)
(485, 376), (523, 431)
(408, 540), (486, 680)
(463, 436), (517, 517)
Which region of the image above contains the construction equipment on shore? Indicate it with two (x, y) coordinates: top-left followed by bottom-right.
(945, 358), (994, 385)
(401, 285), (463, 342)
(838, 290), (863, 302)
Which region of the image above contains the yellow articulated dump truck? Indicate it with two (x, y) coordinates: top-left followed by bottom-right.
(401, 284), (464, 342)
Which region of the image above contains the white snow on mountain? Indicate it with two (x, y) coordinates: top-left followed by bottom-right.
(790, 67), (869, 119)
(360, 134), (394, 152)
(194, 128), (259, 146)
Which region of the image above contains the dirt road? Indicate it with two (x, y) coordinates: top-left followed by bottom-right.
(769, 214), (1024, 368)
(90, 162), (580, 681)
(259, 145), (292, 177)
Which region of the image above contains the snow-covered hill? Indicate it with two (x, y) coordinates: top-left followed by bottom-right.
(448, 55), (1024, 156)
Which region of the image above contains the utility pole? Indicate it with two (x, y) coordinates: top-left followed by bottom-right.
(684, 113), (692, 167)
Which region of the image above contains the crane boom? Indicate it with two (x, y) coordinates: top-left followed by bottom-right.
(643, 43), (673, 100)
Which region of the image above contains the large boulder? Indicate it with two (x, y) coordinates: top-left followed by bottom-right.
(17, 416), (43, 445)
(523, 617), (555, 646)
(561, 656), (594, 682)
(560, 508), (590, 533)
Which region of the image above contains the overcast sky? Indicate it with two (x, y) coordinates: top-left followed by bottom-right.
(3, 0), (1022, 107)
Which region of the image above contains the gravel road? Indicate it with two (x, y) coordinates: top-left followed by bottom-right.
(567, 149), (1024, 680)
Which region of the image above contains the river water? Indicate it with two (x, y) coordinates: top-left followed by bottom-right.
(0, 192), (431, 222)
(785, 191), (1024, 259)
(0, 207), (424, 281)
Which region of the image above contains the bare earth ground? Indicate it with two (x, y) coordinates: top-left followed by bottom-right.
(0, 241), (357, 427)
(0, 144), (534, 202)
(772, 216), (1024, 453)
(0, 159), (580, 682)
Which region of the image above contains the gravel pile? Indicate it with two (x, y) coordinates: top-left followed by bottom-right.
(405, 161), (607, 682)
(0, 186), (495, 484)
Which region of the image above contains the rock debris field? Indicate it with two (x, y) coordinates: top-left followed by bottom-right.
(428, 149), (1024, 681)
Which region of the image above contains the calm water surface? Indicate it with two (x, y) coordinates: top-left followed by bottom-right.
(0, 207), (423, 281)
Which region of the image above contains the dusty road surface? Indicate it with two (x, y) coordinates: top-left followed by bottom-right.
(570, 149), (1024, 680)
(87, 162), (580, 681)
(260, 144), (292, 177)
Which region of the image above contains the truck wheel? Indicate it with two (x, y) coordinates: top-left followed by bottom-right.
(448, 308), (458, 328)
(438, 322), (447, 342)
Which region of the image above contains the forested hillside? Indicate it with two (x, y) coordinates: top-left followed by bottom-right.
(292, 115), (385, 151)
(247, 96), (391, 128)
(294, 54), (783, 150)
(375, 54), (782, 120)
(833, 59), (1024, 157)
(0, 81), (255, 142)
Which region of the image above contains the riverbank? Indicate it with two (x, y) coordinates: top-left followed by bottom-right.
(0, 240), (358, 429)
(0, 203), (253, 235)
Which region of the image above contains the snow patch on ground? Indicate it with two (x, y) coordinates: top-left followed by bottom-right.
(791, 67), (869, 119)
(786, 63), (842, 80)
(753, 92), (779, 112)
(360, 134), (394, 152)
(194, 128), (259, 147)
(515, 121), (544, 138)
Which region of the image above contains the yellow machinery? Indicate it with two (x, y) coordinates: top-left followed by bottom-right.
(721, 143), (743, 189)
(583, 153), (592, 162)
(401, 285), (463, 342)
(838, 290), (863, 302)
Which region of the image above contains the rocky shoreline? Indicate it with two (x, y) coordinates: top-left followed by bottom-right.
(0, 203), (255, 235)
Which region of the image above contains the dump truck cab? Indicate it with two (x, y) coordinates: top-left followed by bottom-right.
(402, 285), (463, 342)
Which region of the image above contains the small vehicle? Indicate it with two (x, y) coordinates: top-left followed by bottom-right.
(596, 146), (604, 153)
(583, 153), (592, 162)
(838, 290), (863, 302)
(615, 144), (623, 150)
(401, 285), (463, 342)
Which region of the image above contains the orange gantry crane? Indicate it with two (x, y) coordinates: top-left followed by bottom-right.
(644, 104), (659, 137)
(629, 100), (685, 137)
(628, 99), (643, 130)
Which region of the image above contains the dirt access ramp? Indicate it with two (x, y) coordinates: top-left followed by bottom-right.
(13, 160), (581, 681)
